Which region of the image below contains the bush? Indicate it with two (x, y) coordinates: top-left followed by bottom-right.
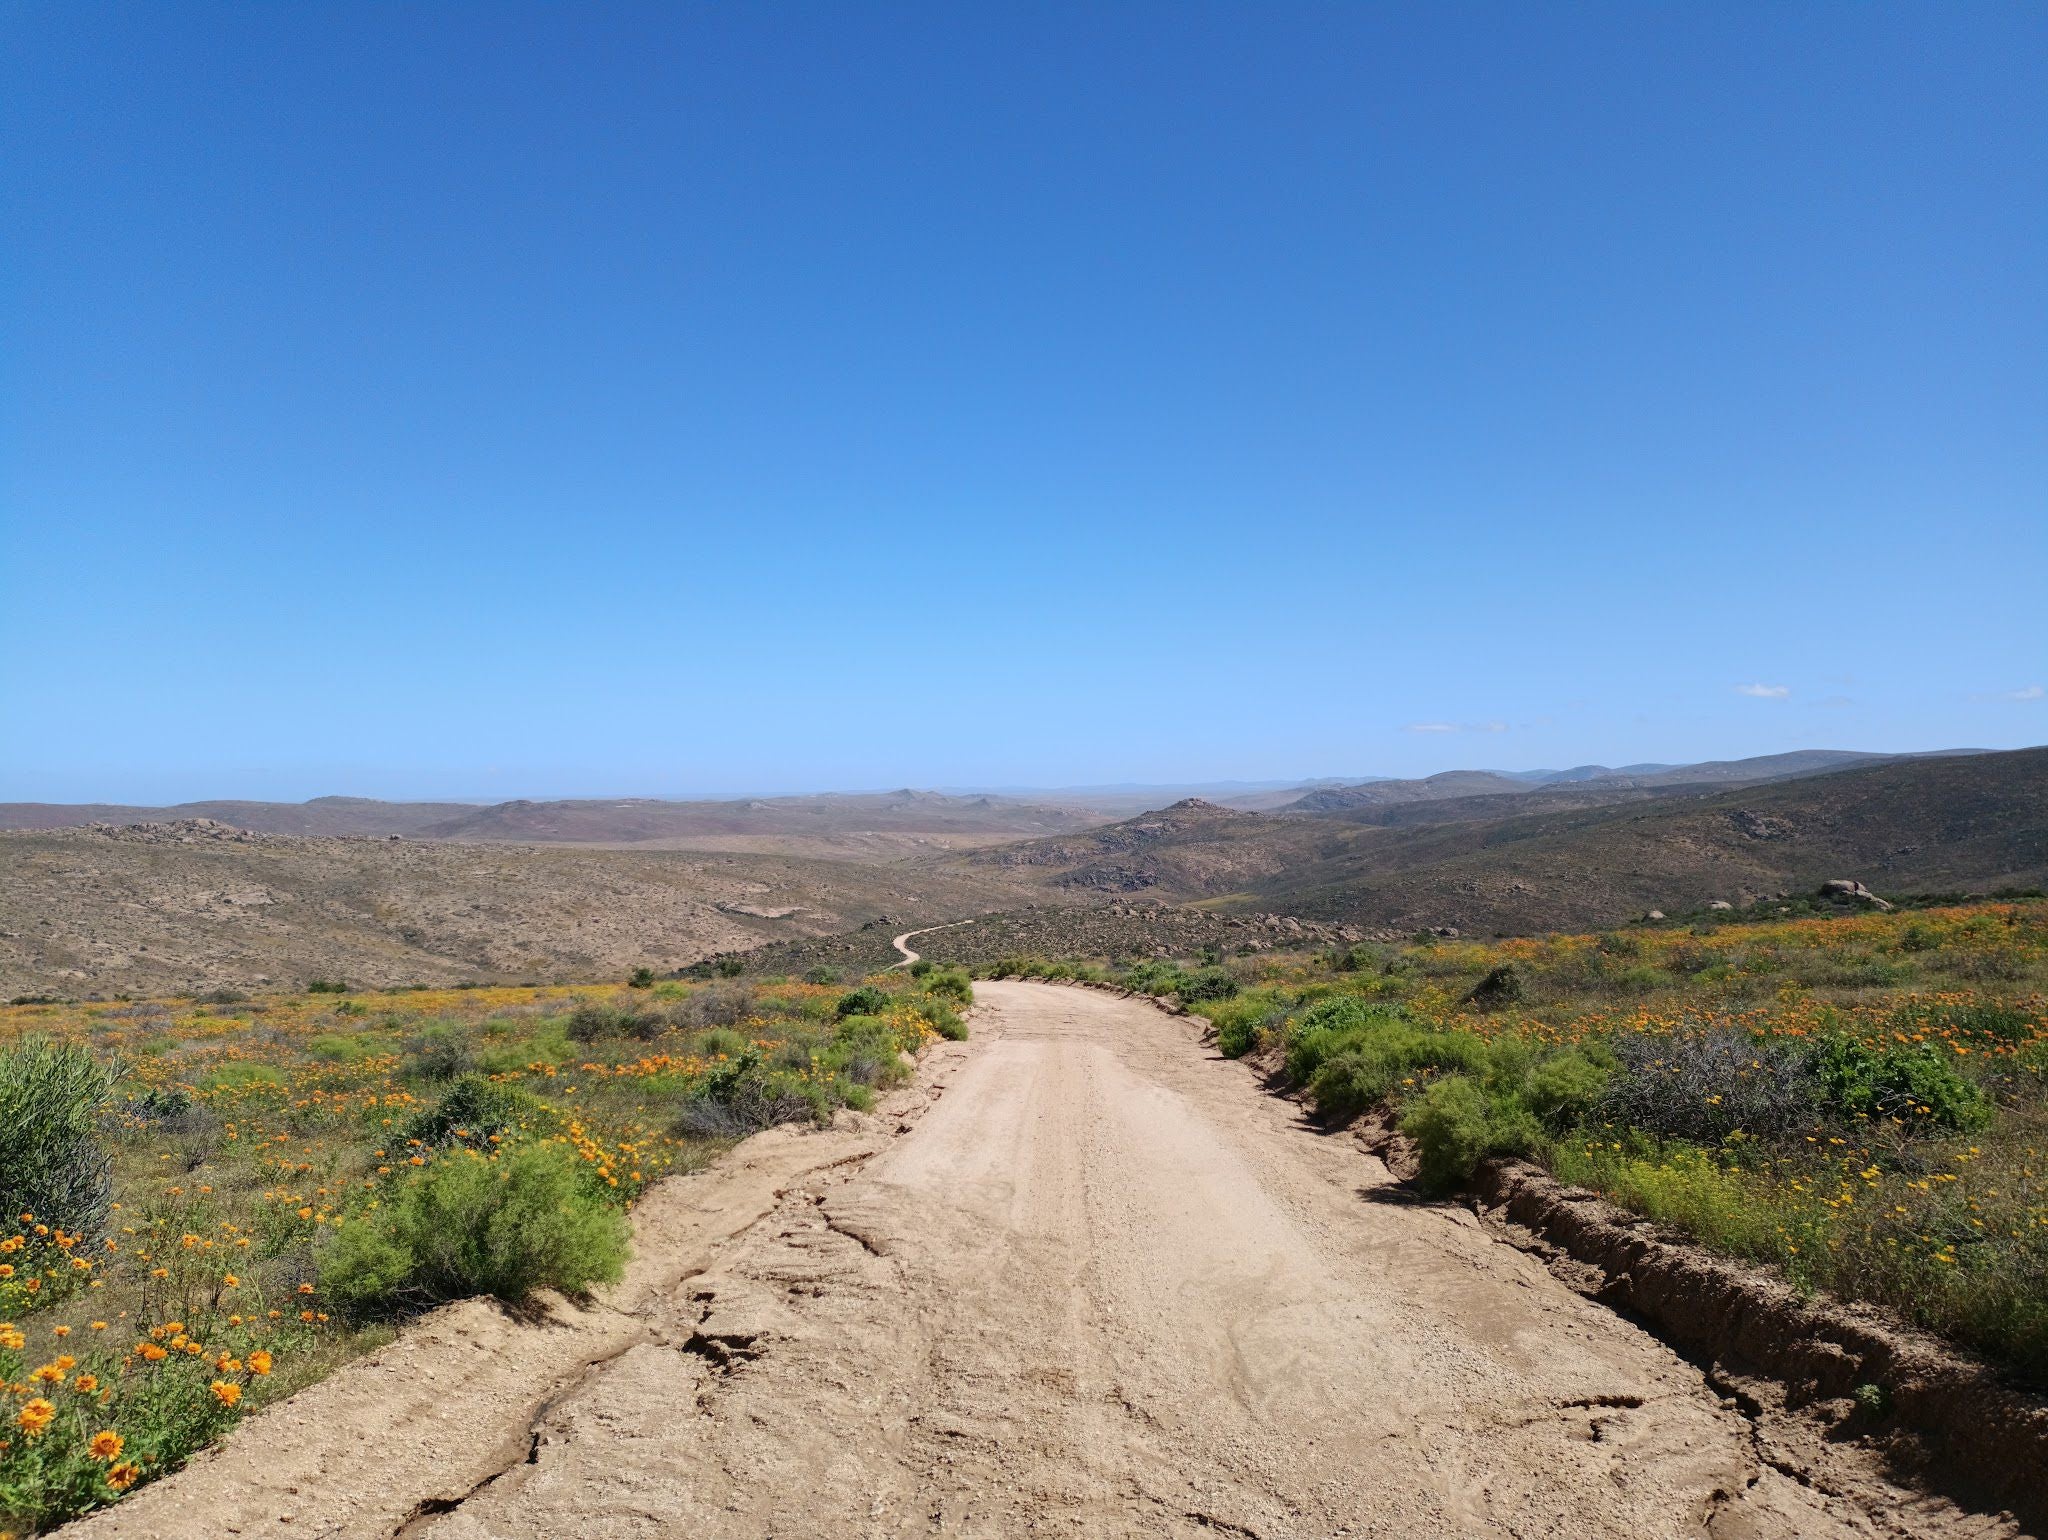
(1281, 996), (1412, 1083)
(673, 1048), (826, 1139)
(802, 966), (842, 986)
(823, 1016), (911, 1089)
(401, 1023), (476, 1082)
(916, 998), (969, 1040)
(1175, 966), (1239, 1004)
(627, 967), (656, 989)
(306, 979), (348, 994)
(836, 985), (890, 1019)
(1600, 1027), (1822, 1143)
(694, 1027), (748, 1059)
(675, 982), (754, 1029)
(1206, 988), (1290, 1058)
(401, 1075), (547, 1149)
(921, 967), (973, 1007)
(1401, 1077), (1495, 1192)
(1303, 1025), (1491, 1120)
(1522, 1048), (1611, 1129)
(1810, 1035), (1991, 1132)
(321, 1141), (629, 1307)
(0, 1036), (115, 1237)
(198, 1063), (284, 1094)
(567, 1001), (663, 1044)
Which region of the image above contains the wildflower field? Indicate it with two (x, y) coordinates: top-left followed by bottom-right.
(984, 899), (2048, 1385)
(0, 964), (969, 1533)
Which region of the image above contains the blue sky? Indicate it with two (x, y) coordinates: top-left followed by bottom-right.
(4, 3), (2043, 803)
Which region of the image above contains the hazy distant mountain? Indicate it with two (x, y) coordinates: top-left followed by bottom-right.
(1274, 749), (1977, 817)
(0, 790), (1106, 849)
(0, 796), (477, 837)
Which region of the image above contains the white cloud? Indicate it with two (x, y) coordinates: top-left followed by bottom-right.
(2004, 684), (2044, 702)
(1405, 722), (1458, 734)
(1735, 683), (1791, 699)
(1404, 720), (1511, 735)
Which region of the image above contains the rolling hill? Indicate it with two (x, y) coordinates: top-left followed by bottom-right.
(948, 746), (2048, 934)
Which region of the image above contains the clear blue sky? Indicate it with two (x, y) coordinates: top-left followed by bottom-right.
(4, 3), (2043, 803)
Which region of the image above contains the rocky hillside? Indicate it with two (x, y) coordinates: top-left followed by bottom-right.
(937, 748), (2048, 935)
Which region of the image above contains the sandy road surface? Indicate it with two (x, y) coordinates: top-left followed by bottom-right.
(86, 983), (2006, 1540)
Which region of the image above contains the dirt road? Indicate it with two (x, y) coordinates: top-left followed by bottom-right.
(87, 983), (2006, 1540)
(889, 918), (973, 967)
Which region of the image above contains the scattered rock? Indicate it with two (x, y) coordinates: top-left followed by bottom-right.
(1706, 900), (1734, 912)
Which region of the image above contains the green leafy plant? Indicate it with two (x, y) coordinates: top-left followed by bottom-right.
(0, 1035), (116, 1238)
(321, 1141), (629, 1307)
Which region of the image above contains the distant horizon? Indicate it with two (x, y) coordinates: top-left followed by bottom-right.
(1, 742), (2031, 810)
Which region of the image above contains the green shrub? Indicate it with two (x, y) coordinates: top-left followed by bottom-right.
(401, 1074), (548, 1149)
(1281, 996), (1411, 1083)
(321, 1141), (628, 1307)
(1175, 966), (1239, 1004)
(306, 1033), (376, 1063)
(1810, 1035), (1991, 1131)
(306, 978), (348, 994)
(915, 998), (969, 1040)
(567, 1001), (663, 1043)
(673, 1048), (826, 1138)
(1303, 1026), (1491, 1119)
(1206, 987), (1290, 1058)
(1522, 1049), (1612, 1129)
(197, 1063), (285, 1094)
(627, 967), (656, 989)
(921, 967), (973, 1006)
(473, 1022), (574, 1074)
(695, 1027), (749, 1059)
(823, 1016), (912, 1089)
(1886, 998), (2036, 1045)
(802, 966), (842, 985)
(836, 985), (890, 1019)
(0, 1036), (115, 1237)
(907, 959), (933, 978)
(401, 1023), (476, 1082)
(1401, 1077), (1495, 1191)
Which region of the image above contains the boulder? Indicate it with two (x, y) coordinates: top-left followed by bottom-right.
(1819, 879), (1893, 912)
